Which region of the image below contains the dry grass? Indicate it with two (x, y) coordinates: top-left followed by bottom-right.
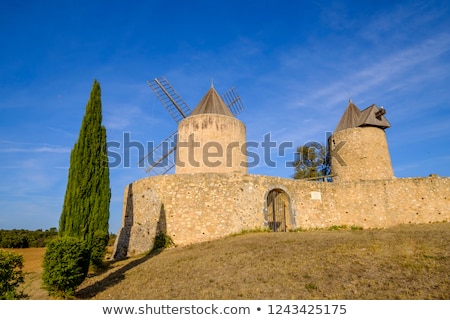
(2, 248), (48, 299)
(6, 222), (450, 300)
(3, 248), (45, 273)
(77, 222), (450, 300)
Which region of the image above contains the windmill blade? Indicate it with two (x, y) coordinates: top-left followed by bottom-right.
(222, 86), (245, 116)
(147, 77), (192, 123)
(139, 131), (178, 176)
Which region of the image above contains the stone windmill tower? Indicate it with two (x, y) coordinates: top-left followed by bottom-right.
(175, 85), (248, 174)
(330, 100), (394, 182)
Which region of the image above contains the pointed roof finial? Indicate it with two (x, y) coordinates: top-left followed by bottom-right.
(210, 78), (214, 89)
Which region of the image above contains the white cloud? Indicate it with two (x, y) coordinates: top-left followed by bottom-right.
(282, 32), (450, 111)
(1, 146), (71, 153)
(0, 140), (71, 153)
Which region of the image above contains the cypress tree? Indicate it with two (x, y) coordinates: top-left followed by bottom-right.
(59, 80), (111, 265)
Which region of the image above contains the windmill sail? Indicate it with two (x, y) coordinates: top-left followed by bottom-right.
(142, 77), (245, 176)
(147, 77), (192, 123)
(222, 87), (245, 116)
(139, 131), (178, 175)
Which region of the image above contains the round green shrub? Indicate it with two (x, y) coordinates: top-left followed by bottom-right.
(42, 237), (90, 298)
(0, 250), (24, 299)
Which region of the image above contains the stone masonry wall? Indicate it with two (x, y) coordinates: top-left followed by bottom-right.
(176, 114), (247, 174)
(113, 173), (450, 258)
(331, 127), (394, 182)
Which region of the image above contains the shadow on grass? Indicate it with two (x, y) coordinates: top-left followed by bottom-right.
(76, 248), (164, 299)
(77, 187), (171, 299)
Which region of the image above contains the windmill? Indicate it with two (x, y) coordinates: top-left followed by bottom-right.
(139, 77), (245, 175)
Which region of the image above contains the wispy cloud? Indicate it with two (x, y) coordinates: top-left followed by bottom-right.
(354, 33), (450, 85)
(46, 126), (76, 138)
(389, 116), (450, 146)
(359, 1), (446, 44)
(104, 104), (139, 130)
(394, 154), (450, 175)
(0, 141), (71, 153)
(1, 146), (71, 153)
(96, 80), (164, 139)
(284, 32), (450, 110)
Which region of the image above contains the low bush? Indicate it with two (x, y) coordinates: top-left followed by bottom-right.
(42, 237), (90, 298)
(0, 250), (25, 299)
(153, 233), (174, 250)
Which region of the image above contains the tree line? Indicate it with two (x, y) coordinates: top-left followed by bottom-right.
(0, 228), (58, 248)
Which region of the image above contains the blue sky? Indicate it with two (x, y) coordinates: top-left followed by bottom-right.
(1, 0), (449, 233)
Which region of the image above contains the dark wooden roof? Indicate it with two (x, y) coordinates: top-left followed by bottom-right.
(334, 100), (361, 132)
(335, 100), (391, 132)
(357, 104), (391, 129)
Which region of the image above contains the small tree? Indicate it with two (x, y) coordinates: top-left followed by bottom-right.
(292, 141), (330, 180)
(42, 237), (90, 298)
(0, 250), (24, 299)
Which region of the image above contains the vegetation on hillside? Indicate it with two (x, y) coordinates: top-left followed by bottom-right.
(0, 228), (57, 248)
(7, 222), (450, 300)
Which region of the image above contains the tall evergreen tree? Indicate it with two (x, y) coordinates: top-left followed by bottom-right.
(59, 80), (111, 264)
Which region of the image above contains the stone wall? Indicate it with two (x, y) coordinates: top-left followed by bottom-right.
(330, 127), (394, 182)
(113, 173), (450, 259)
(176, 114), (247, 174)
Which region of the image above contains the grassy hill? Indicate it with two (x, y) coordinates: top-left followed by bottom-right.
(12, 222), (450, 299)
(78, 222), (449, 300)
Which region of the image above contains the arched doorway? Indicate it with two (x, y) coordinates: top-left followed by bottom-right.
(266, 189), (290, 232)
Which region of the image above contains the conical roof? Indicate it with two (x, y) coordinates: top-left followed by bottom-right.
(334, 100), (361, 132)
(190, 87), (234, 117)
